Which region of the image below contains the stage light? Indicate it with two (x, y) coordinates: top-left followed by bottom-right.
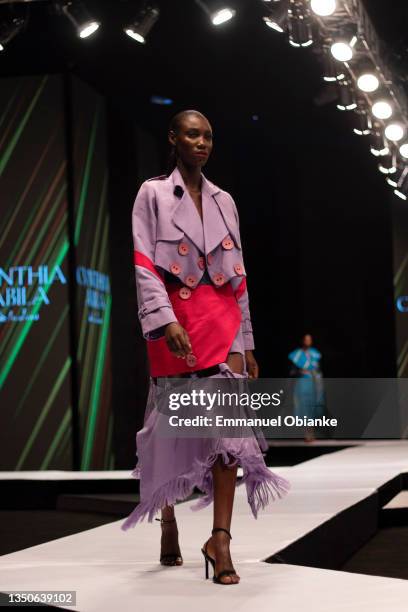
(378, 150), (397, 175)
(370, 131), (389, 157)
(386, 167), (405, 188)
(263, 16), (283, 32)
(393, 167), (408, 200)
(399, 143), (408, 159)
(288, 0), (313, 48)
(352, 109), (372, 136)
(310, 0), (336, 17)
(263, 0), (288, 33)
(357, 73), (379, 93)
(124, 4), (160, 44)
(330, 40), (354, 62)
(211, 7), (235, 25)
(0, 16), (25, 51)
(336, 79), (357, 111)
(372, 100), (393, 120)
(384, 123), (405, 142)
(322, 49), (344, 82)
(195, 1), (236, 26)
(61, 1), (100, 39)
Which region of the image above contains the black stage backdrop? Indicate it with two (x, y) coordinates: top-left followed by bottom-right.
(1, 0), (407, 467)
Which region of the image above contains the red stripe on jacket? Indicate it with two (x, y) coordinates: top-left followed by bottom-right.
(234, 277), (247, 301)
(134, 250), (164, 282)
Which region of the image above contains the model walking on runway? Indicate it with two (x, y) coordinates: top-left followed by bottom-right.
(289, 333), (325, 442)
(121, 110), (290, 584)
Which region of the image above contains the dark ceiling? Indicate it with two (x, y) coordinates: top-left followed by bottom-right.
(1, 0), (408, 128)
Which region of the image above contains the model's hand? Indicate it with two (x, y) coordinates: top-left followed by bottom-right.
(245, 350), (259, 379)
(165, 322), (192, 358)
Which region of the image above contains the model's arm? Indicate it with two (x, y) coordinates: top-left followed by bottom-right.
(132, 182), (179, 339)
(229, 194), (258, 378)
(132, 182), (192, 356)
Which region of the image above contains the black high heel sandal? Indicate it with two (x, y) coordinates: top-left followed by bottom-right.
(201, 527), (239, 584)
(155, 517), (183, 566)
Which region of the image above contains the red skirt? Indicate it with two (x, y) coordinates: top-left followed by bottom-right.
(146, 281), (242, 377)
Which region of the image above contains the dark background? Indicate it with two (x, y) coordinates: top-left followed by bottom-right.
(1, 0), (406, 465)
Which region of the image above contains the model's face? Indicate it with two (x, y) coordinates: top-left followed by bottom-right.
(302, 334), (313, 348)
(169, 114), (213, 168)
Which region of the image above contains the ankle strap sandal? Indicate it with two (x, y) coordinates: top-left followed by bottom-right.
(155, 517), (183, 566)
(211, 527), (232, 539)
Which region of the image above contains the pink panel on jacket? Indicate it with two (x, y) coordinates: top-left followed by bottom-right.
(146, 282), (241, 377)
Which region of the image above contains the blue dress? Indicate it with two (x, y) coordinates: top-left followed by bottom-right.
(288, 348), (325, 419)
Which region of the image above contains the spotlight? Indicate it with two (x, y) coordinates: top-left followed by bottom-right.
(386, 166), (405, 188)
(61, 1), (100, 39)
(384, 122), (405, 142)
(195, 1), (236, 26)
(310, 0), (336, 17)
(321, 48), (344, 82)
(124, 4), (159, 44)
(372, 100), (393, 120)
(393, 167), (408, 200)
(288, 0), (313, 48)
(263, 0), (288, 33)
(357, 73), (379, 93)
(211, 7), (235, 25)
(330, 27), (358, 63)
(378, 150), (396, 175)
(336, 79), (357, 111)
(352, 108), (372, 136)
(370, 131), (389, 157)
(399, 143), (408, 159)
(0, 15), (26, 51)
(331, 40), (355, 62)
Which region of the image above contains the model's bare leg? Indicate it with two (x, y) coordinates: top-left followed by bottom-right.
(205, 352), (244, 584)
(159, 504), (182, 565)
(158, 371), (183, 565)
(205, 455), (240, 583)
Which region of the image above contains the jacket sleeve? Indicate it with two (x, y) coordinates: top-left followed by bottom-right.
(229, 195), (255, 351)
(132, 181), (178, 339)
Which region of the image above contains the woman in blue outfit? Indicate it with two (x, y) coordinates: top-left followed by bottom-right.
(288, 333), (325, 442)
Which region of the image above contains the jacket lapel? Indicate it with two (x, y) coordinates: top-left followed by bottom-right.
(170, 168), (205, 253)
(212, 193), (241, 249)
(169, 167), (239, 255)
(201, 174), (233, 254)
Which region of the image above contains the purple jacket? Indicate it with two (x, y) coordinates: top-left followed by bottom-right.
(132, 166), (255, 351)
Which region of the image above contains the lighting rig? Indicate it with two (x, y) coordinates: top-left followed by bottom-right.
(0, 0), (238, 52)
(261, 0), (408, 200)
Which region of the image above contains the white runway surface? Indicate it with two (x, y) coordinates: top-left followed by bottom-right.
(1, 441), (408, 611)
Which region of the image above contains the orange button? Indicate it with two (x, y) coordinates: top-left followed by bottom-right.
(179, 287), (191, 300)
(197, 256), (205, 270)
(213, 273), (225, 286)
(170, 263), (181, 275)
(178, 242), (189, 256)
(186, 353), (197, 368)
(222, 236), (234, 250)
(207, 253), (213, 265)
(234, 263), (244, 275)
(185, 275), (197, 288)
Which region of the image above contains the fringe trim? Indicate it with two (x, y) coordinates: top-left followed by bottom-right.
(121, 442), (290, 531)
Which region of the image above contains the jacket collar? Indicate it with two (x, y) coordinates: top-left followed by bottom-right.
(170, 165), (221, 196)
(170, 166), (227, 255)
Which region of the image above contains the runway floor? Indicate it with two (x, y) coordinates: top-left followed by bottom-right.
(1, 441), (408, 611)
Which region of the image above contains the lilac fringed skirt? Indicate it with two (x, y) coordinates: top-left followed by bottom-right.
(121, 330), (290, 530)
